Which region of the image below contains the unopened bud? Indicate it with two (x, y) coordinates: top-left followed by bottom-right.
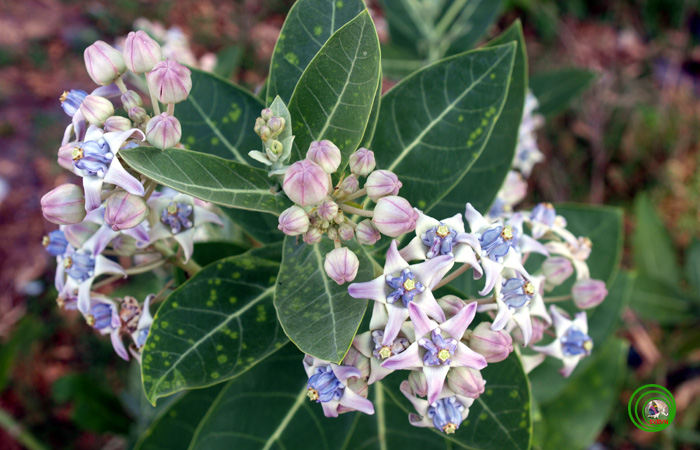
(437, 295), (465, 317)
(261, 108), (273, 121)
(303, 227), (323, 245)
(277, 206), (309, 236)
(254, 117), (266, 135)
(324, 247), (359, 285)
(317, 200), (339, 221)
(268, 116), (284, 134)
(123, 30), (163, 74)
(343, 345), (370, 379)
(79, 95), (114, 125)
(283, 160), (331, 207)
(327, 226), (339, 241)
(269, 139), (284, 156)
(307, 140), (341, 174)
(469, 322), (513, 363)
(355, 219), (380, 245)
(145, 113), (182, 149)
(147, 59), (192, 104)
(572, 278), (607, 309)
(121, 90), (143, 110)
(129, 106), (149, 124)
(541, 257), (574, 288)
(104, 191), (148, 231)
(41, 184), (86, 225)
(84, 41), (126, 85)
(372, 196), (417, 237)
(337, 175), (359, 197)
(338, 223), (354, 241)
(447, 367), (486, 398)
(349, 147), (375, 177)
(104, 116), (132, 132)
(365, 170), (402, 201)
(408, 371), (427, 397)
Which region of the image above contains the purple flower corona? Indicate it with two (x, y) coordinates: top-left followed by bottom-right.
(60, 90), (88, 117)
(501, 278), (534, 309)
(64, 251), (96, 282)
(161, 202), (193, 234)
(72, 140), (113, 178)
(371, 330), (409, 360)
(89, 302), (117, 330)
(561, 327), (593, 357)
(422, 223), (458, 258)
(307, 365), (345, 403)
(420, 329), (458, 366)
(479, 225), (515, 259)
(43, 230), (69, 257)
(428, 397), (465, 434)
(386, 268), (425, 307)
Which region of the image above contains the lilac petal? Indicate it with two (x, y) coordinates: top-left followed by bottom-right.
(348, 276), (387, 303)
(573, 312), (589, 334)
(340, 388), (375, 415)
(453, 244), (483, 279)
(443, 213), (466, 234)
(400, 380), (428, 415)
(367, 359), (393, 385)
(503, 248), (529, 278)
(83, 176), (104, 211)
(330, 364), (361, 385)
(368, 302), (389, 331)
(519, 235), (550, 256)
(559, 357), (580, 378)
(453, 343), (488, 370)
(104, 128), (144, 153)
(321, 399), (340, 418)
(55, 259), (66, 292)
(478, 257), (502, 296)
(104, 156), (145, 196)
(407, 302), (436, 339)
(77, 277), (95, 314)
(72, 110), (87, 142)
(409, 413), (434, 428)
(464, 203), (490, 233)
(532, 340), (564, 360)
(148, 222), (172, 244)
(573, 260), (591, 280)
(414, 210), (440, 237)
(62, 123), (74, 147)
(353, 331), (374, 357)
(491, 299), (511, 331)
(84, 125), (103, 142)
(384, 240), (409, 277)
(383, 304), (409, 344)
(455, 232), (481, 253)
(512, 307), (532, 346)
(411, 255), (454, 290)
(173, 228), (195, 263)
(111, 330), (129, 361)
(424, 365), (450, 404)
(84, 225), (118, 257)
(441, 301), (477, 340)
(529, 293), (551, 325)
(94, 255), (127, 278)
(520, 353), (546, 374)
(415, 289), (446, 323)
(124, 222), (150, 244)
(193, 205), (223, 227)
(381, 343), (422, 370)
(91, 84), (121, 98)
(399, 237), (429, 262)
(550, 305), (572, 338)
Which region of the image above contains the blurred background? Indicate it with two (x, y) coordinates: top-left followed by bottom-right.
(0, 0), (699, 448)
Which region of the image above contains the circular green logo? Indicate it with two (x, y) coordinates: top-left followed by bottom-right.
(628, 384), (676, 432)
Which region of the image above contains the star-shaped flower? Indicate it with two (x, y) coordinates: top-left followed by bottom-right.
(400, 375), (474, 434)
(303, 356), (374, 418)
(532, 305), (593, 377)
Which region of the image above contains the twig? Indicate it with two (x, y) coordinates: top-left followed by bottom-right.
(434, 263), (472, 289)
(338, 203), (373, 218)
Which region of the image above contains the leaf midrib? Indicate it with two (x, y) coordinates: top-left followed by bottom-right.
(187, 95), (246, 163)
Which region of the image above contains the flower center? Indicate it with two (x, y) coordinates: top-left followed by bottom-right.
(500, 225), (513, 240)
(63, 257), (73, 268)
(403, 278), (416, 291)
(421, 222), (457, 258)
(306, 388), (319, 401)
(167, 203), (179, 215)
(561, 326), (594, 357)
(378, 346), (392, 359)
(502, 278), (534, 309)
(442, 423), (458, 434)
(436, 224), (450, 238)
(161, 202), (194, 234)
(307, 365), (344, 403)
(42, 236), (50, 247)
(86, 314), (95, 327)
(437, 349), (451, 363)
(386, 268), (425, 307)
(60, 91), (68, 102)
(72, 146), (84, 161)
(420, 329), (457, 366)
(523, 281), (535, 296)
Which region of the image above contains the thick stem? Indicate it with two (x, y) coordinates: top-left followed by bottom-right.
(166, 103), (175, 116)
(544, 295), (572, 303)
(146, 72), (161, 116)
(0, 407), (49, 450)
(339, 203), (373, 218)
(340, 187), (367, 202)
(114, 77), (128, 94)
(143, 179), (157, 202)
(153, 241), (202, 276)
(434, 262), (472, 289)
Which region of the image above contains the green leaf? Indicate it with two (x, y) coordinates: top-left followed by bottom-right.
(360, 70), (382, 148)
(629, 274), (693, 324)
(685, 237), (700, 291)
(141, 246), (288, 405)
(536, 339), (628, 450)
(529, 68), (595, 117)
(432, 21), (527, 217)
(274, 238), (373, 363)
(633, 193), (680, 286)
(288, 10), (381, 166)
(443, 0), (505, 56)
(266, 0), (366, 105)
(139, 345), (531, 449)
(370, 43), (516, 213)
(0, 317), (42, 393)
(222, 208), (285, 244)
(120, 147), (291, 215)
(269, 96), (293, 143)
(173, 241), (250, 285)
(177, 67), (264, 163)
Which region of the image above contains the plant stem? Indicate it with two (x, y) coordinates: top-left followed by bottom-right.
(114, 77), (128, 94)
(340, 187), (367, 202)
(143, 179), (157, 201)
(544, 295), (572, 303)
(153, 241), (202, 276)
(92, 274), (124, 290)
(146, 72), (161, 115)
(434, 263), (472, 289)
(166, 103), (174, 116)
(125, 258), (166, 275)
(0, 407), (49, 450)
(152, 279), (175, 303)
(338, 203), (373, 218)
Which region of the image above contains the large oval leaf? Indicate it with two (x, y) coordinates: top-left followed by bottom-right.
(288, 10), (381, 165)
(120, 147), (291, 215)
(274, 237), (373, 363)
(370, 43), (516, 213)
(432, 22), (527, 217)
(177, 68), (264, 163)
(141, 247), (288, 405)
(266, 0), (365, 105)
(529, 68), (595, 118)
(137, 345), (531, 449)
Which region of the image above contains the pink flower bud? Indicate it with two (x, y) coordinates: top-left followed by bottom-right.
(58, 143), (75, 171)
(365, 170), (402, 201)
(337, 174), (359, 197)
(317, 200), (339, 221)
(355, 219), (380, 245)
(84, 41), (126, 85)
(349, 147), (375, 177)
(261, 108), (274, 121)
(541, 257), (574, 288)
(104, 191), (148, 231)
(437, 295), (466, 317)
(307, 140), (341, 174)
(408, 371), (427, 397)
(343, 346), (370, 378)
(372, 196), (418, 237)
(512, 317), (546, 345)
(147, 59), (192, 104)
(123, 30), (163, 74)
(447, 367), (486, 398)
(283, 160), (331, 207)
(324, 247), (359, 285)
(277, 206), (309, 236)
(146, 113), (182, 149)
(129, 107), (149, 124)
(572, 278), (608, 309)
(268, 117), (285, 134)
(303, 228), (323, 245)
(41, 184), (86, 225)
(338, 223), (354, 241)
(121, 90), (143, 110)
(469, 322), (513, 363)
(104, 116), (132, 132)
(327, 227), (339, 241)
(79, 95), (114, 125)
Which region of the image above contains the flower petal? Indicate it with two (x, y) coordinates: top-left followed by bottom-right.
(532, 340), (564, 360)
(400, 380), (428, 415)
(453, 244), (483, 279)
(382, 304), (409, 344)
(559, 356), (581, 378)
(407, 302), (436, 339)
(368, 302), (389, 331)
(464, 203), (491, 233)
(77, 276), (95, 314)
(353, 331), (374, 357)
(520, 353), (546, 374)
(399, 236), (429, 262)
(348, 276), (387, 303)
(368, 359), (394, 385)
(415, 289), (446, 323)
(84, 225), (118, 257)
(104, 156), (145, 196)
(381, 342), (422, 371)
(321, 399), (340, 418)
(173, 228), (195, 263)
(512, 307), (532, 346)
(550, 305), (572, 338)
(441, 301), (477, 340)
(103, 128), (144, 153)
(111, 329), (129, 361)
(330, 364), (361, 384)
(83, 176), (104, 211)
(384, 240), (409, 277)
(193, 205), (224, 227)
(340, 388), (375, 415)
(478, 256), (502, 296)
(424, 365), (450, 404)
(573, 311), (589, 334)
(491, 298), (512, 331)
(443, 213), (466, 233)
(411, 255), (453, 290)
(414, 210), (440, 237)
(453, 342), (488, 370)
(519, 235), (550, 257)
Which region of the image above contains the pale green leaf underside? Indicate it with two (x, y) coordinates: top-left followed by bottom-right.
(141, 248), (288, 404)
(370, 43), (516, 213)
(288, 10), (381, 166)
(120, 147), (291, 215)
